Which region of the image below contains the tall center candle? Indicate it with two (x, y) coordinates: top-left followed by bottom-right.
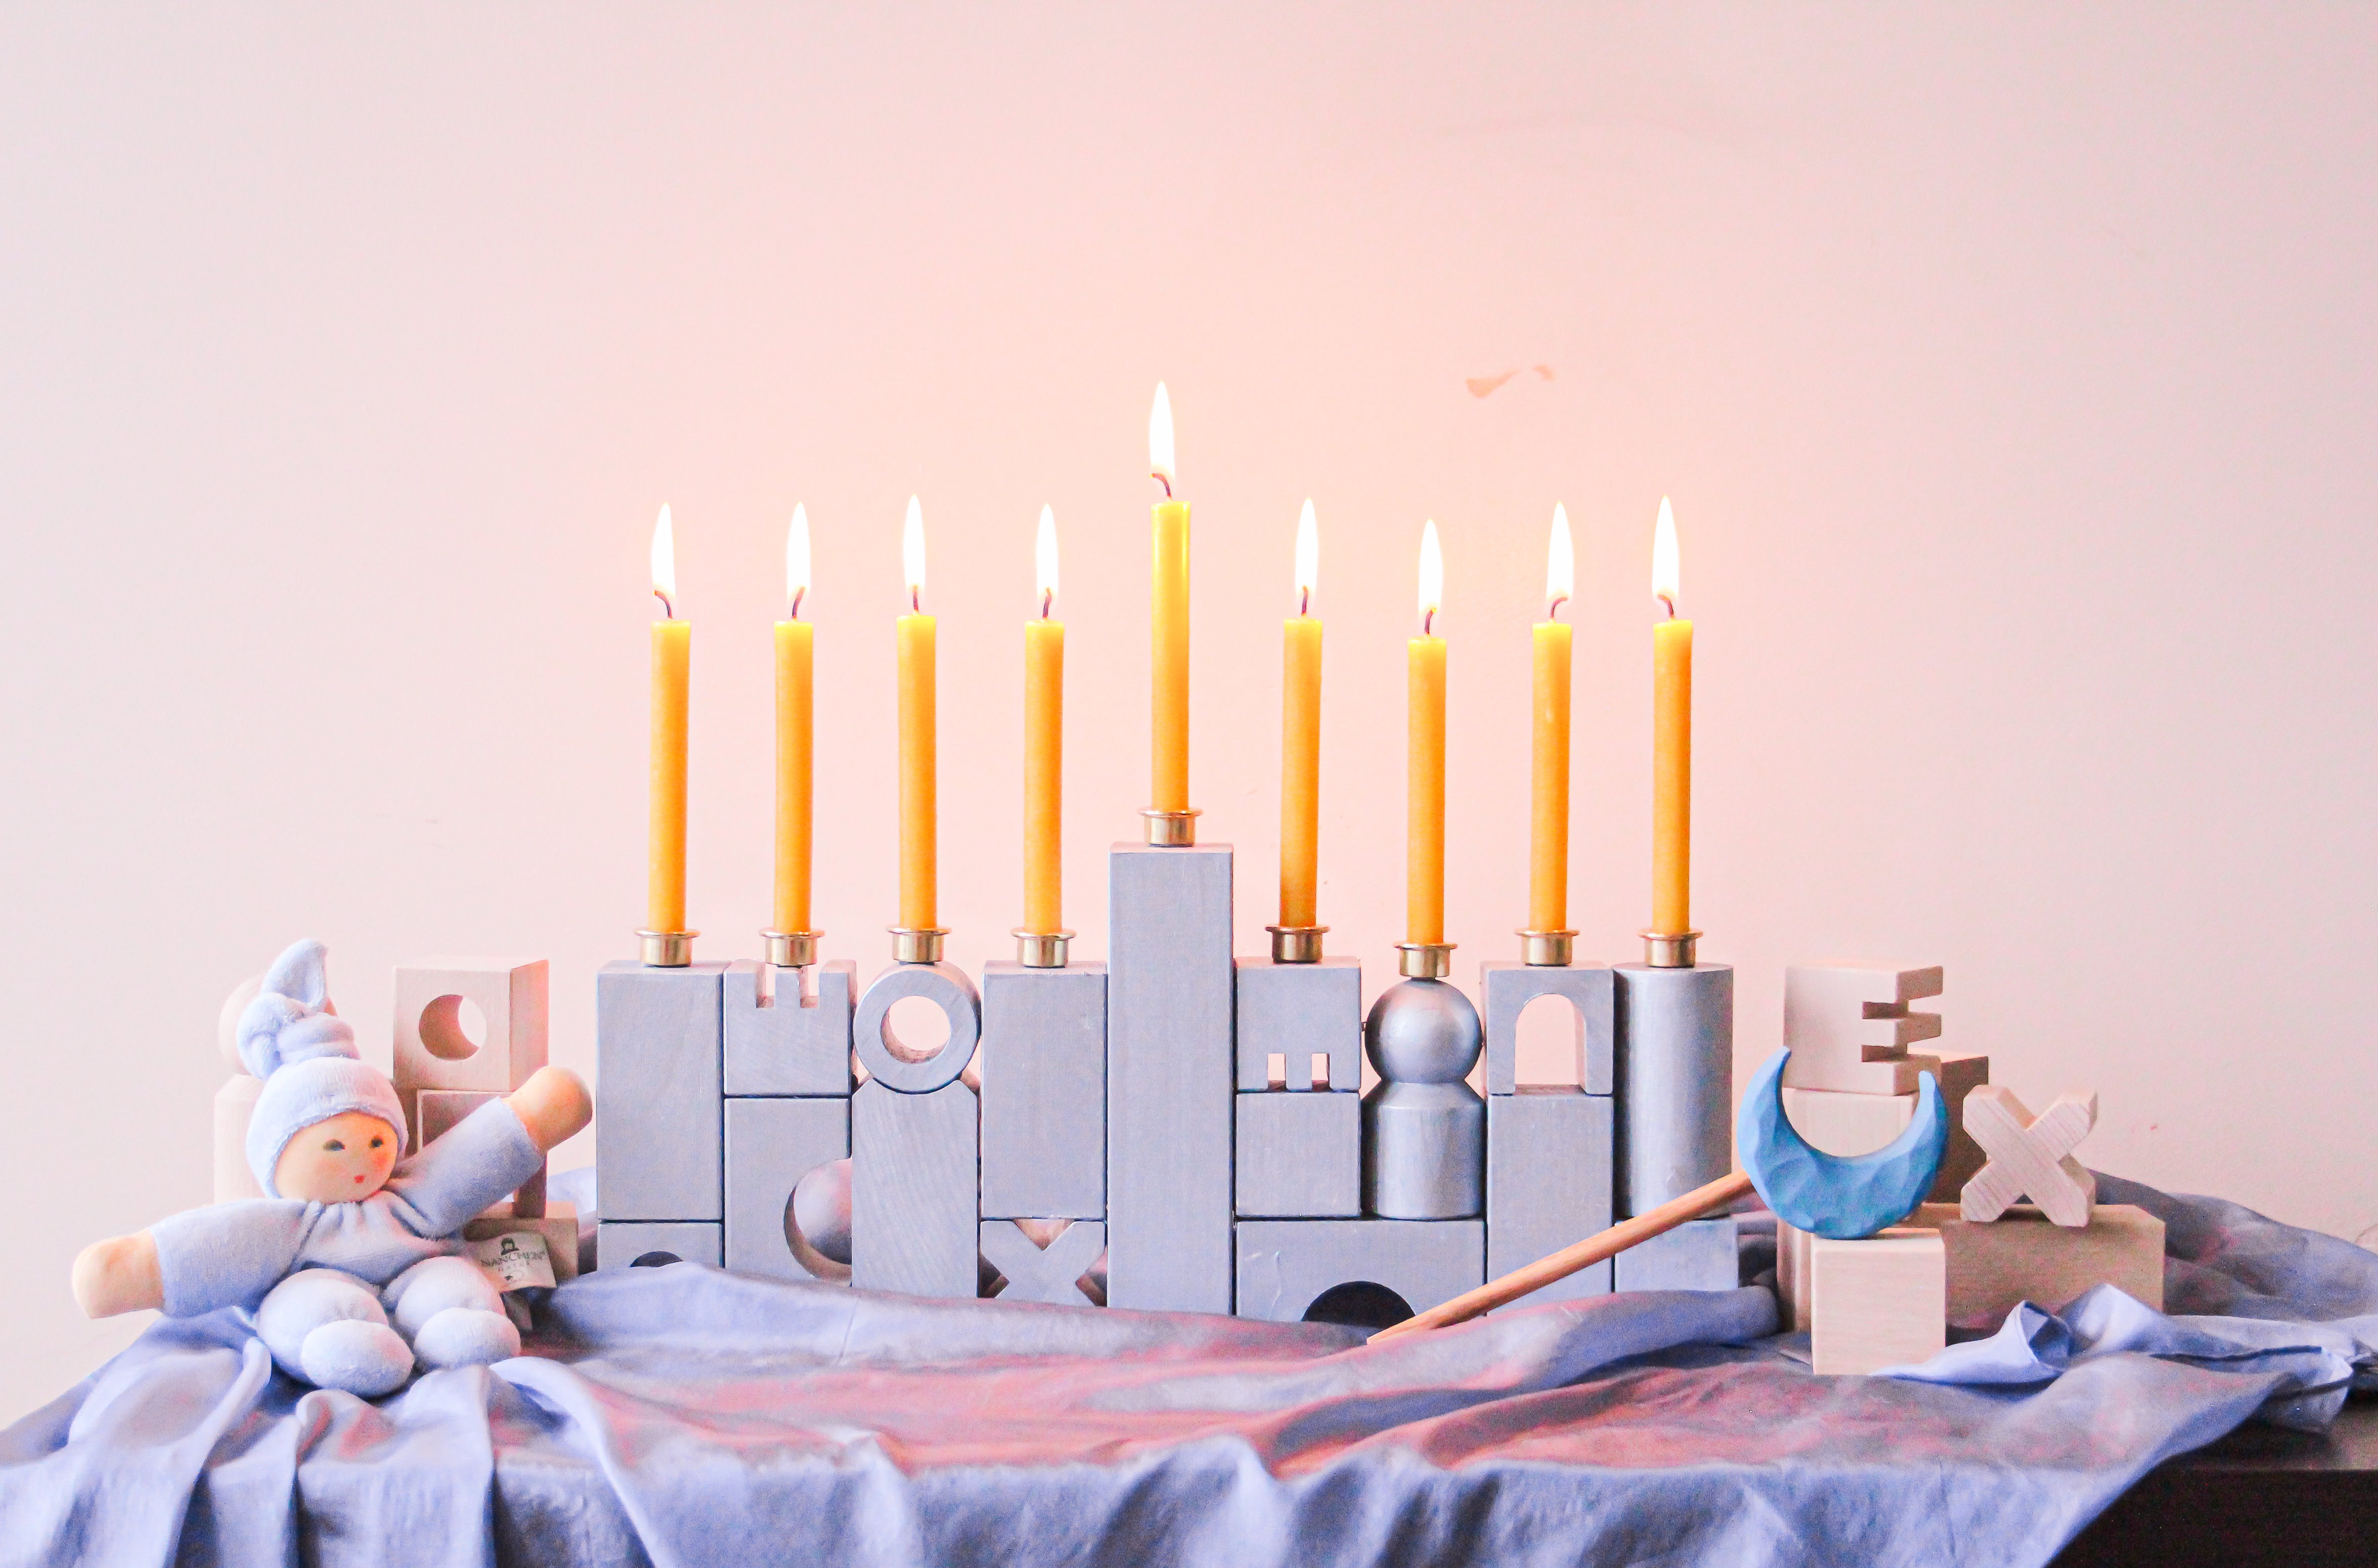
(897, 497), (937, 934)
(1528, 505), (1575, 939)
(1407, 521), (1447, 948)
(772, 506), (814, 941)
(1651, 497), (1693, 944)
(1023, 506), (1065, 936)
(1148, 384), (1191, 819)
(1280, 500), (1322, 930)
(647, 505), (691, 942)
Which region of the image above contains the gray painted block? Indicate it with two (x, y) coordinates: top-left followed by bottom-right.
(1362, 1083), (1485, 1219)
(1234, 956), (1362, 1091)
(1105, 842), (1235, 1314)
(598, 1220), (722, 1271)
(850, 1079), (979, 1299)
(1233, 1219), (1485, 1324)
(1236, 1090), (1359, 1218)
(724, 1097), (850, 1282)
(852, 961), (981, 1094)
(1486, 1089), (1615, 1307)
(1614, 963), (1734, 1218)
(980, 1220), (1105, 1307)
(723, 959), (855, 1097)
(596, 961), (724, 1222)
(1481, 961), (1614, 1096)
(1612, 1215), (1740, 1293)
(979, 962), (1106, 1220)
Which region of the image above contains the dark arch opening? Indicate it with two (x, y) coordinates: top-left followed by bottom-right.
(1303, 1281), (1414, 1330)
(630, 1251), (683, 1268)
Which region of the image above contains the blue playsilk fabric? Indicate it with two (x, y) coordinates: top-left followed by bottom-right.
(6, 1175), (2375, 1568)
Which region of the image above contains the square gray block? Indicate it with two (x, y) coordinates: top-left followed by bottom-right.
(1481, 961), (1614, 1096)
(980, 1220), (1105, 1307)
(979, 961), (1106, 1220)
(1486, 1089), (1614, 1308)
(1233, 956), (1362, 1091)
(598, 1220), (722, 1271)
(724, 959), (855, 1097)
(725, 1096), (850, 1282)
(851, 1079), (979, 1300)
(1236, 1090), (1359, 1218)
(1105, 842), (1235, 1314)
(1233, 1219), (1485, 1324)
(596, 961), (724, 1222)
(1612, 1215), (1740, 1293)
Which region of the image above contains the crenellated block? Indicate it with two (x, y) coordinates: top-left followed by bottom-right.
(1780, 963), (1943, 1096)
(1233, 1218), (1484, 1325)
(725, 1096), (851, 1283)
(1233, 956), (1362, 1092)
(1235, 1090), (1359, 1218)
(1481, 961), (1613, 1095)
(723, 959), (855, 1097)
(1485, 1088), (1615, 1306)
(596, 961), (724, 1224)
(979, 962), (1106, 1221)
(850, 1079), (979, 1299)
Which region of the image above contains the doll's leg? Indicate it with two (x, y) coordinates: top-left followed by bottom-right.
(383, 1255), (521, 1369)
(254, 1268), (414, 1396)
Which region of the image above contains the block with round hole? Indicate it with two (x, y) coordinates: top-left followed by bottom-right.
(852, 961), (981, 1094)
(393, 958), (550, 1145)
(597, 1220), (721, 1272)
(724, 1096), (850, 1283)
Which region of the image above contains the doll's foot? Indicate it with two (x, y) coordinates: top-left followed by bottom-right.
(257, 1268), (415, 1394)
(299, 1318), (414, 1396)
(411, 1305), (521, 1369)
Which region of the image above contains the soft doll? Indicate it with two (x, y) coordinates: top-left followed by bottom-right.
(72, 939), (592, 1397)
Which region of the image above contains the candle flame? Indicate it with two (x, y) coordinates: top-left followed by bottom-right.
(650, 504), (677, 618)
(1035, 504), (1059, 618)
(1417, 519), (1443, 635)
(1294, 499), (1317, 617)
(1547, 503), (1574, 620)
(1148, 382), (1175, 494)
(903, 495), (926, 613)
(786, 504), (810, 620)
(1652, 495), (1679, 617)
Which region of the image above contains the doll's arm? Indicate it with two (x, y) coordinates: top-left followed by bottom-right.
(507, 1066), (592, 1151)
(72, 1232), (162, 1318)
(78, 1201), (311, 1317)
(384, 1068), (586, 1237)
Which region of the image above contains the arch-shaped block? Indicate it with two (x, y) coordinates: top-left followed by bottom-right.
(1232, 1218), (1483, 1324)
(1481, 961), (1612, 1096)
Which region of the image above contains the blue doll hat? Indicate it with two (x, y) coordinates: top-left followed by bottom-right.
(240, 939), (408, 1198)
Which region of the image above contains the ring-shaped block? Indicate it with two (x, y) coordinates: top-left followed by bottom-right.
(853, 961), (982, 1094)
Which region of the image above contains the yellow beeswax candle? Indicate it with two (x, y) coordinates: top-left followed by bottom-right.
(1651, 497), (1691, 936)
(1149, 384), (1190, 816)
(648, 505), (690, 935)
(898, 497), (936, 932)
(1023, 506), (1064, 934)
(1280, 500), (1322, 929)
(1407, 521), (1447, 947)
(1529, 504), (1575, 935)
(772, 506), (813, 937)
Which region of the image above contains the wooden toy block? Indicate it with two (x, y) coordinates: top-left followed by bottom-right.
(463, 1203), (581, 1283)
(597, 1220), (721, 1270)
(418, 1086), (548, 1215)
(1914, 1201), (2163, 1327)
(979, 961), (1106, 1221)
(1105, 842), (1236, 1314)
(1485, 1088), (1615, 1307)
(1805, 1226), (1947, 1375)
(723, 959), (856, 1097)
(1961, 1085), (2097, 1226)
(1480, 961), (1614, 1095)
(1611, 1215), (1739, 1293)
(1613, 963), (1734, 1216)
(1234, 956), (1362, 1092)
(1779, 963), (1943, 1096)
(1363, 979), (1486, 1220)
(1233, 1218), (1485, 1324)
(852, 960), (981, 1094)
(393, 958), (550, 1137)
(724, 1097), (851, 1283)
(213, 1073), (265, 1203)
(596, 960), (725, 1223)
(851, 1079), (979, 1299)
(1236, 1090), (1360, 1218)
(980, 1220), (1106, 1306)
(1783, 1051), (1990, 1202)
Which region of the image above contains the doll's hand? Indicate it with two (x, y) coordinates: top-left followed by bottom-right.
(505, 1066), (592, 1153)
(73, 1231), (164, 1318)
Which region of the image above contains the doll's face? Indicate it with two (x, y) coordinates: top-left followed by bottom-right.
(273, 1110), (400, 1204)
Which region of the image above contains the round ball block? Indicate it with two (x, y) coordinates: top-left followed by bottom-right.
(1364, 979), (1482, 1084)
(852, 961), (981, 1093)
(790, 1156), (854, 1266)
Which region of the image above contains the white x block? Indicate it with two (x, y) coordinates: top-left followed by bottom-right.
(1960, 1085), (2097, 1227)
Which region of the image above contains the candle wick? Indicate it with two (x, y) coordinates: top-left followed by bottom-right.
(911, 585), (922, 616)
(789, 586), (805, 622)
(1423, 606), (1435, 637)
(1041, 587), (1054, 620)
(1547, 593), (1569, 622)
(1657, 592), (1675, 620)
(1151, 470), (1173, 499)
(653, 587), (676, 620)
(1299, 585), (1310, 618)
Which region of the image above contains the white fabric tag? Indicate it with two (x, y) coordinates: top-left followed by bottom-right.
(469, 1230), (557, 1290)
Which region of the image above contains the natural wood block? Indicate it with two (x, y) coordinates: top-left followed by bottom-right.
(213, 1074), (265, 1204)
(393, 958), (550, 1135)
(1961, 1084), (2097, 1226)
(1782, 1050), (1989, 1203)
(1807, 1226), (1946, 1375)
(1913, 1201), (2164, 1329)
(1780, 964), (1943, 1095)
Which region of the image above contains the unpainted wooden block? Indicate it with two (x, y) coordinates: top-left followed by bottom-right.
(725, 1096), (851, 1283)
(1783, 1051), (1990, 1203)
(1481, 961), (1614, 1095)
(1613, 963), (1733, 1216)
(394, 958), (550, 1137)
(1233, 1218), (1484, 1324)
(596, 960), (725, 1223)
(1961, 1085), (2097, 1226)
(1612, 1215), (1739, 1293)
(1806, 1226), (1947, 1375)
(850, 1079), (979, 1299)
(213, 1074), (264, 1204)
(1485, 1089), (1615, 1307)
(980, 1219), (1106, 1306)
(1236, 1090), (1359, 1218)
(464, 1202), (581, 1283)
(979, 961), (1106, 1220)
(418, 1088), (502, 1146)
(597, 1220), (721, 1271)
(1913, 1201), (2163, 1329)
(1779, 963), (1943, 1096)
(724, 959), (855, 1097)
(1234, 956), (1362, 1091)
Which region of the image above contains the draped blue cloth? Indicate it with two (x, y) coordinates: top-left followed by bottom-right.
(7, 1175), (2374, 1568)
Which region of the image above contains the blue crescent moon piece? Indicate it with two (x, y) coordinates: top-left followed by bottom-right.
(1736, 1048), (1948, 1240)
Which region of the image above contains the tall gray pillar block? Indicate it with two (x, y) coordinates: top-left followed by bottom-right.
(724, 959), (855, 1097)
(850, 1079), (979, 1299)
(1105, 842), (1235, 1314)
(979, 961), (1106, 1220)
(596, 960), (725, 1223)
(1236, 1090), (1359, 1217)
(1485, 1089), (1615, 1307)
(724, 1096), (850, 1282)
(1232, 1219), (1484, 1324)
(1480, 961), (1614, 1095)
(1611, 1215), (1739, 1293)
(598, 1220), (722, 1271)
(1233, 956), (1362, 1091)
(1614, 963), (1733, 1218)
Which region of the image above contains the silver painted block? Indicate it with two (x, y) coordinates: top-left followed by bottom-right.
(598, 1220), (722, 1271)
(724, 959), (856, 1097)
(1480, 961), (1614, 1095)
(1614, 962), (1733, 1218)
(1233, 956), (1362, 1091)
(1363, 1083), (1485, 1219)
(1485, 1089), (1615, 1307)
(1612, 1215), (1739, 1293)
(724, 1097), (851, 1283)
(1233, 1219), (1485, 1324)
(852, 961), (981, 1094)
(850, 1079), (979, 1299)
(596, 960), (724, 1223)
(1236, 1090), (1360, 1218)
(1105, 842), (1235, 1314)
(979, 961), (1106, 1220)
(980, 1220), (1106, 1306)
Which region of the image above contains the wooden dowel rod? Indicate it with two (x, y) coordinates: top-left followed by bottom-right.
(1368, 1170), (1754, 1342)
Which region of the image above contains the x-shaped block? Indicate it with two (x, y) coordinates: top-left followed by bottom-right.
(1959, 1085), (2098, 1227)
(980, 1219), (1106, 1307)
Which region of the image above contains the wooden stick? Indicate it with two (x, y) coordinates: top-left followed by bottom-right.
(1368, 1170), (1754, 1342)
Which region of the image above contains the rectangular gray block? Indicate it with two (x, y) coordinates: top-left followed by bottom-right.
(1233, 956), (1362, 1091)
(1105, 842), (1235, 1314)
(1486, 1089), (1615, 1307)
(979, 961), (1106, 1220)
(596, 960), (724, 1222)
(724, 959), (855, 1097)
(1236, 1090), (1360, 1218)
(851, 1079), (979, 1299)
(598, 1220), (722, 1271)
(980, 1220), (1105, 1307)
(1612, 1215), (1740, 1293)
(1614, 962), (1733, 1218)
(725, 1096), (850, 1282)
(1233, 1219), (1484, 1324)
(1481, 961), (1614, 1095)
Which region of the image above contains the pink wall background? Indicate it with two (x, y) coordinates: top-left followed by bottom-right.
(3, 7), (2375, 1417)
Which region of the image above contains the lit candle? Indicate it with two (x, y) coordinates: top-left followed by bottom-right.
(1023, 505), (1065, 940)
(1149, 384), (1191, 830)
(647, 505), (691, 949)
(898, 497), (936, 935)
(1408, 521), (1447, 949)
(1651, 496), (1693, 950)
(1280, 500), (1322, 934)
(1528, 504), (1574, 944)
(771, 506), (814, 947)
